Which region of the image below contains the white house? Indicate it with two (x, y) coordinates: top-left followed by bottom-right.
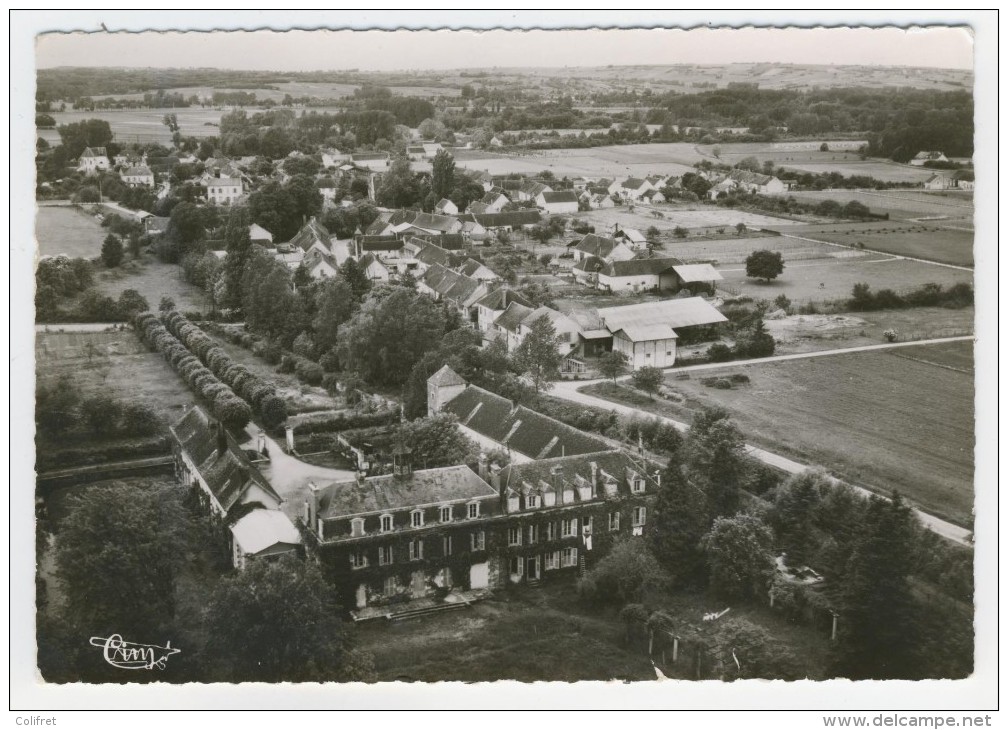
(248, 223), (274, 245)
(121, 165), (155, 187)
(206, 177), (244, 205)
(569, 233), (636, 263)
(513, 306), (582, 357)
(608, 177), (654, 202)
(923, 173), (951, 191)
(435, 198), (459, 215)
(536, 190), (580, 215)
(321, 148), (349, 169)
(597, 297), (728, 371)
(910, 151), (949, 166)
(77, 146), (111, 175)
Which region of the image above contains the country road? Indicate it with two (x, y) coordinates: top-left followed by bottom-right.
(551, 337), (974, 546)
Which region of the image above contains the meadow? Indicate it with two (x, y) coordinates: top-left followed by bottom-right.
(583, 342), (975, 525)
(787, 222), (974, 267)
(715, 253), (973, 303)
(580, 206), (804, 235)
(36, 205), (107, 258)
(785, 190), (974, 228)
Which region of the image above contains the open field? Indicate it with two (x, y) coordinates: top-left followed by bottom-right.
(582, 342), (974, 524)
(664, 233), (836, 265)
(786, 223), (974, 267)
(38, 107), (229, 145)
(785, 190), (974, 229)
(780, 162), (937, 183)
(457, 143), (702, 178)
(91, 254), (212, 312)
(36, 205), (107, 258)
(35, 328), (198, 424)
(716, 254), (973, 303)
(578, 205), (804, 234)
(357, 579), (831, 682)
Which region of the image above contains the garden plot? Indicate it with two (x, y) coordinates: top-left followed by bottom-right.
(786, 190), (974, 229)
(665, 234), (835, 266)
(786, 222), (974, 267)
(35, 328), (198, 424)
(91, 255), (211, 313)
(456, 143), (701, 178)
(579, 206), (802, 234)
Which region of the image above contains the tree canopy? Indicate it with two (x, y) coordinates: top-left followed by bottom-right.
(745, 250), (785, 283)
(513, 314), (562, 394)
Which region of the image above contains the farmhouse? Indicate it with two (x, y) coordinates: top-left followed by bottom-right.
(248, 223), (274, 244)
(458, 257), (499, 283)
(169, 406), (283, 521)
(358, 253), (392, 283)
(537, 190), (580, 214)
(727, 169), (786, 195)
(491, 301), (535, 351)
(573, 256), (682, 293)
(613, 226), (648, 250)
(569, 233), (636, 263)
(597, 297), (728, 370)
(923, 173), (952, 191)
(418, 264), (488, 322)
(77, 146), (111, 175)
(608, 177), (653, 202)
(434, 198), (459, 215)
(122, 165), (155, 187)
(461, 210), (542, 234)
(351, 152), (391, 172)
(288, 218), (333, 256)
(910, 151), (949, 166)
(514, 306), (583, 358)
(473, 287), (533, 334)
(468, 190), (510, 214)
(430, 369), (611, 463)
(517, 180), (553, 202)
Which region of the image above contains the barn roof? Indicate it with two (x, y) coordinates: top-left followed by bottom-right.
(672, 264), (723, 283)
(598, 297), (727, 332)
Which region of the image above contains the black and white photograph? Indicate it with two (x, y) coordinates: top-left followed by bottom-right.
(9, 9), (999, 721)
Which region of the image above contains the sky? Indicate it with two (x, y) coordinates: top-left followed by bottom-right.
(35, 24), (974, 72)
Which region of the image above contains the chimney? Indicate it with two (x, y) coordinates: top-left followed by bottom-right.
(306, 481), (320, 535)
(550, 465), (564, 493)
(489, 463), (502, 495)
(477, 453), (489, 482)
(590, 461), (599, 493)
(215, 421), (227, 456)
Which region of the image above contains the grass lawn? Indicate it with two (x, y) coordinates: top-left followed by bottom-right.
(35, 328), (198, 425)
(786, 190), (974, 229)
(787, 222), (974, 267)
(716, 254), (974, 304)
(585, 341), (975, 525)
(355, 579), (832, 682)
(35, 205), (108, 258)
(91, 253), (211, 312)
(667, 234), (834, 266)
(580, 206), (800, 234)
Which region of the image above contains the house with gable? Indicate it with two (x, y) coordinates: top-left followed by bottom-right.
(472, 287), (533, 335)
(910, 151), (949, 166)
(434, 198), (459, 215)
(537, 190), (580, 215)
(77, 147), (111, 175)
(569, 233), (635, 263)
(122, 165), (155, 187)
(608, 177), (653, 202)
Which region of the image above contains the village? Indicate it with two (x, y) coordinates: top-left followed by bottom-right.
(30, 55), (977, 687)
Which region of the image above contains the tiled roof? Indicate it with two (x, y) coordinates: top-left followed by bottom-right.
(498, 450), (659, 500)
(729, 169), (773, 186)
(416, 243), (452, 268)
(411, 212), (460, 233)
(170, 406), (281, 515)
(81, 147), (108, 158)
(124, 165), (153, 177)
(288, 219), (331, 252)
(428, 364), (467, 387)
(604, 257), (682, 277)
(540, 190), (579, 204)
(357, 235), (403, 252)
(671, 264), (723, 283)
(412, 232), (465, 250)
(442, 385), (611, 461)
(573, 234), (621, 258)
(459, 210), (542, 229)
(474, 287), (532, 312)
(318, 465), (496, 518)
(493, 301), (534, 333)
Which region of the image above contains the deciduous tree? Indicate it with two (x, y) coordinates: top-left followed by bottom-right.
(701, 513), (776, 600)
(512, 314), (562, 394)
(631, 366), (664, 399)
(744, 250), (785, 283)
(597, 350), (629, 384)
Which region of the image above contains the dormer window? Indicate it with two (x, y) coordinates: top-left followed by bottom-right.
(380, 514), (393, 533)
(544, 491), (556, 507)
(563, 488), (575, 504)
(526, 494), (539, 509)
(440, 506), (452, 523)
(411, 509), (424, 528)
(351, 518), (365, 537)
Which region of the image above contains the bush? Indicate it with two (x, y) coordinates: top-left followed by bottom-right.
(295, 359), (324, 386)
(294, 407), (401, 435)
(80, 394), (123, 436)
(707, 343), (734, 362)
(260, 395), (288, 430)
(713, 378), (733, 389)
(729, 373), (750, 384)
(278, 354), (297, 374)
(319, 348), (341, 373)
(120, 403), (161, 436)
(213, 394), (252, 431)
(773, 294), (791, 312)
(292, 331), (317, 360)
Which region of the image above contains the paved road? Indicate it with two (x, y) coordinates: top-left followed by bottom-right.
(551, 338), (974, 546)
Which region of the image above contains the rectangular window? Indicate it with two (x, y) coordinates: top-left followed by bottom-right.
(440, 506), (452, 523)
(561, 518), (577, 538)
(609, 511), (620, 531)
(544, 491), (556, 507)
(632, 477), (645, 494)
(546, 522), (557, 541)
(379, 545), (394, 566)
(468, 502), (480, 519)
(351, 518), (365, 537)
(509, 556), (523, 576)
(380, 514), (393, 533)
(526, 494), (538, 509)
(633, 506), (647, 527)
(545, 551), (560, 570)
(562, 547), (579, 567)
(508, 525), (522, 547)
(443, 535), (453, 556)
(409, 539), (423, 561)
(528, 524), (539, 545)
(563, 489), (574, 504)
(384, 576), (397, 595)
(411, 510), (424, 528)
(471, 531), (485, 552)
(349, 550), (367, 569)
